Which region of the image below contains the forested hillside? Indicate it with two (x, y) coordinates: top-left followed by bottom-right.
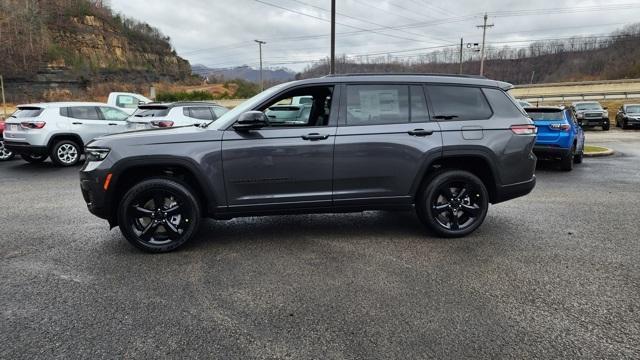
(299, 24), (640, 84)
(0, 0), (191, 102)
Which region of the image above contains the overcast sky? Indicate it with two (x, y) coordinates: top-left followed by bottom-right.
(109, 0), (640, 72)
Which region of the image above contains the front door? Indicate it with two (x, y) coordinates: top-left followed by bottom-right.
(333, 84), (443, 207)
(221, 85), (338, 211)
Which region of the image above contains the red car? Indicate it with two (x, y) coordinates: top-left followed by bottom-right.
(0, 118), (15, 161)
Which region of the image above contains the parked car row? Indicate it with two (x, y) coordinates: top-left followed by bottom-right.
(1, 95), (229, 166)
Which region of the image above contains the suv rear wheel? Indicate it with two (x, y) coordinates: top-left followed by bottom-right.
(117, 178), (201, 253)
(51, 140), (81, 166)
(21, 153), (47, 163)
(560, 146), (575, 171)
(417, 170), (489, 238)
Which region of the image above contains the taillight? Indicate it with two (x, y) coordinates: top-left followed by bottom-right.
(20, 121), (46, 129)
(510, 124), (537, 135)
(549, 123), (571, 131)
(151, 121), (174, 128)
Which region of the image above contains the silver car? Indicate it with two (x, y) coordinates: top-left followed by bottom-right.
(3, 102), (129, 166)
(126, 102), (229, 130)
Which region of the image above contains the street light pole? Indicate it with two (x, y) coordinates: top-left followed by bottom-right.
(330, 0), (336, 74)
(254, 40), (266, 91)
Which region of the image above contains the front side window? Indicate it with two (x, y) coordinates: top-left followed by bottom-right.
(99, 107), (129, 121)
(427, 85), (492, 121)
(68, 106), (101, 120)
(346, 85), (409, 126)
(184, 107), (214, 120)
(260, 86), (333, 127)
(117, 95), (138, 109)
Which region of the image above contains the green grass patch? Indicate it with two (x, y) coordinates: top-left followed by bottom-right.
(584, 145), (610, 153)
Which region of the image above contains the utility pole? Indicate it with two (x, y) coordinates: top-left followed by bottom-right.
(0, 75), (6, 119)
(254, 40), (266, 91)
(459, 38), (464, 74)
(476, 13), (494, 76)
(330, 0), (336, 74)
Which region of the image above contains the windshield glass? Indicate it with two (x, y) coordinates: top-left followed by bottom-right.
(209, 82), (290, 127)
(626, 105), (640, 113)
(575, 103), (602, 111)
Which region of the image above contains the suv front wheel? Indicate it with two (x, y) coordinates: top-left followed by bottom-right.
(51, 140), (81, 166)
(417, 170), (489, 237)
(118, 178), (201, 253)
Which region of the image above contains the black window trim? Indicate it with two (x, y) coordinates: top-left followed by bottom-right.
(424, 83), (495, 122)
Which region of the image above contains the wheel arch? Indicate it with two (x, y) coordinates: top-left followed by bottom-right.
(47, 133), (85, 153)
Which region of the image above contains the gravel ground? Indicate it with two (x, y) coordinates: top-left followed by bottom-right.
(1, 129), (639, 359)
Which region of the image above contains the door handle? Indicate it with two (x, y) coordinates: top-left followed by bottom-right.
(108, 123), (118, 126)
(72, 122), (83, 125)
(408, 129), (434, 137)
(302, 133), (329, 141)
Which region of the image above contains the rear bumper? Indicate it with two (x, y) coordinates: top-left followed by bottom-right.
(3, 141), (48, 155)
(493, 176), (536, 204)
(533, 145), (571, 159)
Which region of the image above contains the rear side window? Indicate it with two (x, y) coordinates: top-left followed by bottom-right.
(427, 85), (492, 121)
(183, 107), (214, 120)
(133, 107), (170, 118)
(116, 95), (139, 109)
(346, 84), (409, 125)
(13, 107), (44, 118)
(483, 88), (525, 117)
(66, 106), (101, 120)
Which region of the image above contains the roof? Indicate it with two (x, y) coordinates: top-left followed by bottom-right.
(17, 102), (107, 108)
(294, 73), (513, 90)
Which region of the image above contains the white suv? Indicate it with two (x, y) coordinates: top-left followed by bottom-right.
(3, 102), (129, 166)
(126, 102), (229, 130)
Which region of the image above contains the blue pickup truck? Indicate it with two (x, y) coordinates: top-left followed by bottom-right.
(525, 106), (585, 171)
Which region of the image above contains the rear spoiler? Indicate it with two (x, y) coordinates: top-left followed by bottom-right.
(497, 81), (513, 91)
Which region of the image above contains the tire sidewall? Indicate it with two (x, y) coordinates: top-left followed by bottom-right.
(51, 140), (81, 167)
(117, 178), (201, 253)
(417, 170), (489, 238)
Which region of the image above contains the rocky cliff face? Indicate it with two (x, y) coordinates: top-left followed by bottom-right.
(1, 0), (191, 103)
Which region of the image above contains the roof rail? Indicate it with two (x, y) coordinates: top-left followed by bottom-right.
(323, 72), (487, 79)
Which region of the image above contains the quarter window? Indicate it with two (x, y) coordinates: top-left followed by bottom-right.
(427, 85), (492, 121)
(346, 85), (409, 125)
(99, 107), (129, 121)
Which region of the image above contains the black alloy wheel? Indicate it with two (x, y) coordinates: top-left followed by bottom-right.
(417, 170), (489, 237)
(118, 178), (201, 253)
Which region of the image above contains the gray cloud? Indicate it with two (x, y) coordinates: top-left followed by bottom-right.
(109, 0), (640, 71)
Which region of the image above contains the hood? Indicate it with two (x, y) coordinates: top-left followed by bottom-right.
(87, 125), (221, 149)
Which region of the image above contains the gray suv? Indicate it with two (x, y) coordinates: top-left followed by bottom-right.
(80, 74), (537, 253)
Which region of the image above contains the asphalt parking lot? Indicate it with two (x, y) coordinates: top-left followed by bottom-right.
(1, 129), (639, 359)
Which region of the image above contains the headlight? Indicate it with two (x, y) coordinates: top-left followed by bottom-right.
(576, 113), (584, 119)
(603, 111), (608, 118)
(85, 147), (110, 162)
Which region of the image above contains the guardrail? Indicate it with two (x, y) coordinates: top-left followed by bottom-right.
(518, 90), (640, 103)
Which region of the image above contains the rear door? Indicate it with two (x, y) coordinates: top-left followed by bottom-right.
(98, 106), (129, 134)
(333, 84), (442, 207)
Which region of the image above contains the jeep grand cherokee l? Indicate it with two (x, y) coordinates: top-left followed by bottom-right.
(80, 74), (537, 253)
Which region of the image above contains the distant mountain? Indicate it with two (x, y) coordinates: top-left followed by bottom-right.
(192, 65), (296, 83)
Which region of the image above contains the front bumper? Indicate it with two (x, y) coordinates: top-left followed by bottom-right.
(3, 141), (48, 156)
(79, 162), (112, 221)
(578, 118), (608, 127)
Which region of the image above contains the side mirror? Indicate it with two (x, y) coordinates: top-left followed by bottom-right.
(233, 111), (269, 131)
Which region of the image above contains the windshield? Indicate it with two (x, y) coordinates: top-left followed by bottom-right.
(575, 103), (602, 111)
(132, 107), (170, 118)
(527, 110), (564, 121)
(626, 105), (640, 113)
(208, 82), (290, 128)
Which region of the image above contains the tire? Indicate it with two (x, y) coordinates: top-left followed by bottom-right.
(117, 178), (201, 253)
(602, 122), (610, 131)
(51, 140), (81, 167)
(621, 120), (627, 130)
(573, 150), (583, 164)
(560, 147), (575, 171)
(0, 139), (15, 161)
(21, 153), (47, 163)
(416, 170), (489, 238)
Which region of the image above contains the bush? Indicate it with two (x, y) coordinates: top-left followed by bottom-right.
(224, 79), (260, 99)
(155, 90), (214, 102)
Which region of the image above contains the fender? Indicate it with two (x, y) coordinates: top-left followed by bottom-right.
(47, 133), (85, 152)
